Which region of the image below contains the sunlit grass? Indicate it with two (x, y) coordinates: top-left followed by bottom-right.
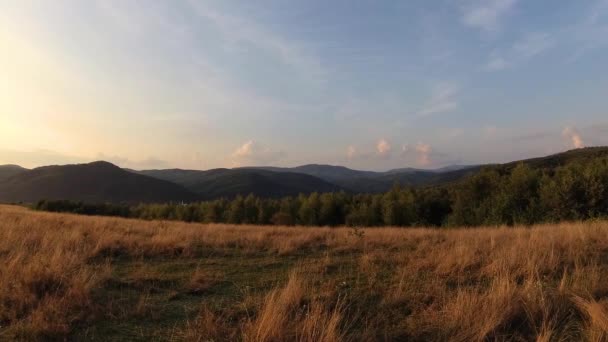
(1, 204), (608, 341)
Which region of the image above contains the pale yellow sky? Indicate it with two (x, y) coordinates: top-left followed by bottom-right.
(0, 13), (224, 169)
(1, 1), (606, 171)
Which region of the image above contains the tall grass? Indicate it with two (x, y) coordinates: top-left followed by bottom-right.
(1, 204), (608, 340)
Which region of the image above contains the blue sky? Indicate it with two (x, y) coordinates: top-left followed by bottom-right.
(1, 0), (607, 170)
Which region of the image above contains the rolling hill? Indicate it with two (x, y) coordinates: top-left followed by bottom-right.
(138, 164), (481, 197)
(1, 147), (607, 204)
(334, 167), (484, 193)
(136, 168), (343, 199)
(0, 165), (28, 182)
(500, 146), (608, 171)
(240, 164), (380, 182)
(0, 161), (197, 204)
(240, 164), (481, 193)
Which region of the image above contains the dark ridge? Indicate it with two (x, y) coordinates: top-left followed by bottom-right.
(0, 164), (29, 182)
(0, 161), (197, 204)
(2, 147), (606, 203)
(136, 168), (342, 199)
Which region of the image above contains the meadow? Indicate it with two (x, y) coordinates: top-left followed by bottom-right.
(2, 205), (608, 341)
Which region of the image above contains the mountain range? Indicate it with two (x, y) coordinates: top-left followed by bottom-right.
(0, 161), (197, 204)
(134, 168), (342, 200)
(1, 147), (607, 204)
(0, 165), (28, 182)
(135, 163), (481, 196)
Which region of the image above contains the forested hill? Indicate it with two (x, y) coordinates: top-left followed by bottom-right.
(140, 163), (481, 194)
(135, 168), (343, 199)
(35, 147), (608, 228)
(500, 146), (608, 170)
(2, 147), (608, 205)
(238, 164), (481, 192)
(0, 165), (28, 182)
(0, 161), (198, 204)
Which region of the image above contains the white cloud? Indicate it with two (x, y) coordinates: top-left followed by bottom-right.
(416, 82), (459, 117)
(92, 0), (321, 125)
(588, 0), (608, 24)
(346, 141), (457, 169)
(186, 1), (325, 84)
(484, 56), (509, 71)
(478, 1), (606, 68)
(346, 145), (357, 159)
(399, 142), (460, 168)
(513, 32), (555, 59)
(231, 140), (286, 166)
(415, 142), (432, 166)
(462, 0), (518, 33)
(376, 139), (392, 157)
(562, 126), (585, 149)
(483, 32), (554, 72)
(232, 141), (255, 159)
(566, 0), (608, 62)
(344, 139), (394, 161)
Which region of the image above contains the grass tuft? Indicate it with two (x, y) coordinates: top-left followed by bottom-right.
(3, 204), (608, 341)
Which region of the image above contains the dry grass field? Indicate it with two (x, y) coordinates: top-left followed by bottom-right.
(2, 205), (608, 341)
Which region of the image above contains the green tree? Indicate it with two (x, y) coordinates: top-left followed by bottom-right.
(227, 196), (245, 224)
(298, 193), (320, 225)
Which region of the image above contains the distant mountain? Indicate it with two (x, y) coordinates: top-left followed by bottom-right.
(136, 168), (343, 199)
(2, 148), (605, 204)
(334, 148), (608, 192)
(0, 165), (28, 182)
(241, 164), (481, 193)
(430, 165), (478, 173)
(0, 161), (197, 204)
(336, 167), (483, 193)
(382, 167), (424, 175)
(240, 164), (379, 182)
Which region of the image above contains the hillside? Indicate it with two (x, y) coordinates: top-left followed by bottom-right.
(0, 161), (197, 204)
(242, 164), (380, 182)
(336, 167), (483, 193)
(362, 147), (608, 192)
(0, 164), (28, 182)
(2, 148), (607, 204)
(82, 146), (607, 228)
(137, 168), (342, 199)
(239, 164), (481, 193)
(501, 146), (608, 171)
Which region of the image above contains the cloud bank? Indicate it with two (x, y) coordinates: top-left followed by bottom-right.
(415, 143), (433, 166)
(231, 140), (286, 166)
(462, 0), (518, 33)
(562, 126), (585, 149)
(416, 82), (459, 117)
(346, 139), (439, 168)
(376, 139), (392, 158)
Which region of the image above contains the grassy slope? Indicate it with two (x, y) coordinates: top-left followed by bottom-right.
(2, 205), (608, 341)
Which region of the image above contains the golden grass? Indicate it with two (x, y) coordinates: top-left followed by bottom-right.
(2, 204), (608, 340)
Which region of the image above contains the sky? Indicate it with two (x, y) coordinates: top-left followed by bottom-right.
(1, 0), (607, 171)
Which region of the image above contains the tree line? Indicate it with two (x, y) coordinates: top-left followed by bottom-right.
(34, 157), (608, 227)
